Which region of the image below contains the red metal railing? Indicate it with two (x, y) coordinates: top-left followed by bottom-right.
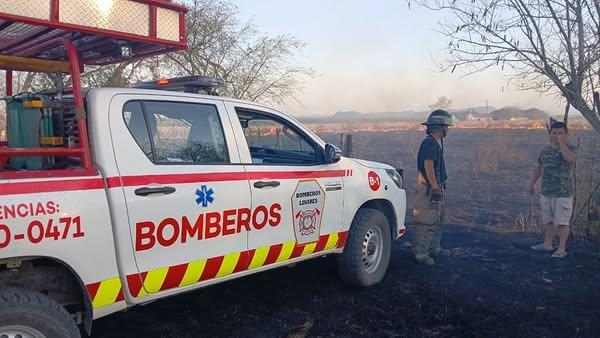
(64, 38), (92, 169)
(0, 147), (84, 157)
(0, 0), (189, 179)
(0, 39), (92, 177)
(0, 1), (188, 64)
(5, 70), (11, 96)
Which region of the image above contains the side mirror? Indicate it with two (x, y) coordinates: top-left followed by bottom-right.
(324, 143), (342, 163)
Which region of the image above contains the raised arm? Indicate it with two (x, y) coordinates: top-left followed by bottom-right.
(558, 135), (576, 163)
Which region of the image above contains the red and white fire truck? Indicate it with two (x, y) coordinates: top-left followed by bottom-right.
(0, 1), (406, 337)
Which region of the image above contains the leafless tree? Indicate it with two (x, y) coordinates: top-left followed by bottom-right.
(415, 0), (600, 133)
(1, 0), (312, 105)
(82, 62), (145, 88)
(0, 72), (45, 93)
(160, 0), (314, 105)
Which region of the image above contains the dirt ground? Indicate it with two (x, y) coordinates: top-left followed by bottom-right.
(92, 224), (600, 337)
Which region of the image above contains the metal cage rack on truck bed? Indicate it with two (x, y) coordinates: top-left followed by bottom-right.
(0, 0), (188, 179)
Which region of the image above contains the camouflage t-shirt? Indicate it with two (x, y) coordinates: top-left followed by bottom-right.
(537, 144), (576, 197)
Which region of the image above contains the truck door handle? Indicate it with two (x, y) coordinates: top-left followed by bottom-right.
(253, 181), (280, 189)
(134, 186), (176, 196)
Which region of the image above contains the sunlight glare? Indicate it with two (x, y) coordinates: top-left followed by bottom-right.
(96, 0), (114, 18)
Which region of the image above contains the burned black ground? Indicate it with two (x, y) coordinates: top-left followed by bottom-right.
(92, 224), (600, 337)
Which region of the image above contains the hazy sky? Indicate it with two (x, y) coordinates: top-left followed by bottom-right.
(232, 0), (565, 117)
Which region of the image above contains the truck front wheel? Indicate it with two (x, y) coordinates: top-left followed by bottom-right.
(337, 208), (392, 286)
(0, 287), (80, 338)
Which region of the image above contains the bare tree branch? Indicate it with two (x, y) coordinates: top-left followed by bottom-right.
(417, 0), (600, 133)
(1, 0), (313, 107)
(162, 0), (314, 104)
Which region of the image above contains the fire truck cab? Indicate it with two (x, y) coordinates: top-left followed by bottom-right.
(0, 1), (406, 337)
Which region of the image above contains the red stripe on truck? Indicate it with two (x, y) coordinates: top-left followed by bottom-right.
(160, 263), (188, 291)
(315, 235), (329, 252)
(235, 249), (255, 273)
(264, 243), (283, 265)
(337, 231), (349, 248)
(290, 244), (305, 259)
(231, 250), (251, 273)
(115, 289), (125, 302)
(109, 172), (248, 188)
(0, 168), (99, 180)
(85, 282), (101, 301)
(248, 170), (348, 180)
(126, 272), (147, 298)
(0, 178), (104, 196)
(199, 256), (224, 281)
(105, 177), (122, 189)
(0, 170), (349, 194)
(106, 170), (348, 188)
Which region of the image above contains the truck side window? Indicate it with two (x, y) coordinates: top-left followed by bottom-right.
(123, 101), (153, 157)
(236, 109), (320, 165)
(143, 101), (229, 164)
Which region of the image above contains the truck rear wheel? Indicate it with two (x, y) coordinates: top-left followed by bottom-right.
(0, 287), (80, 338)
(337, 208), (391, 286)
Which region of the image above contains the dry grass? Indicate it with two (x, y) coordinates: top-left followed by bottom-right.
(324, 129), (599, 240)
(513, 199), (542, 233)
(467, 131), (526, 178)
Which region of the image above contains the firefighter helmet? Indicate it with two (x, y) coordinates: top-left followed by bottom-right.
(422, 109), (455, 126)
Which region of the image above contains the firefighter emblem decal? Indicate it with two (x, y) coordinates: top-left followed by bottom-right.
(295, 208), (321, 236)
(292, 180), (325, 244)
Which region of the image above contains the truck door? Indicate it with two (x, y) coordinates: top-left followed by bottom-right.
(226, 104), (345, 268)
(109, 95), (251, 297)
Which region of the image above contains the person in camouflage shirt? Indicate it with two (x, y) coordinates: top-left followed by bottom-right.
(528, 121), (577, 258)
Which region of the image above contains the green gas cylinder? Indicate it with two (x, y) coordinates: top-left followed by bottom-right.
(7, 100), (43, 170)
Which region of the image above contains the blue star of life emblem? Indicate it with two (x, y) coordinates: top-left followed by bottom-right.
(195, 185), (215, 207)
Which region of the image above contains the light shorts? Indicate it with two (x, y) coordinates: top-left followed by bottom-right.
(540, 194), (574, 226)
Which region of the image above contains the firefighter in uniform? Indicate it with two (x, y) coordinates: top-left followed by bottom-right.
(411, 109), (454, 265)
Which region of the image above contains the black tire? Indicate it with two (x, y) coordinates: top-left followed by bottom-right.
(337, 208), (392, 286)
(0, 287), (80, 338)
